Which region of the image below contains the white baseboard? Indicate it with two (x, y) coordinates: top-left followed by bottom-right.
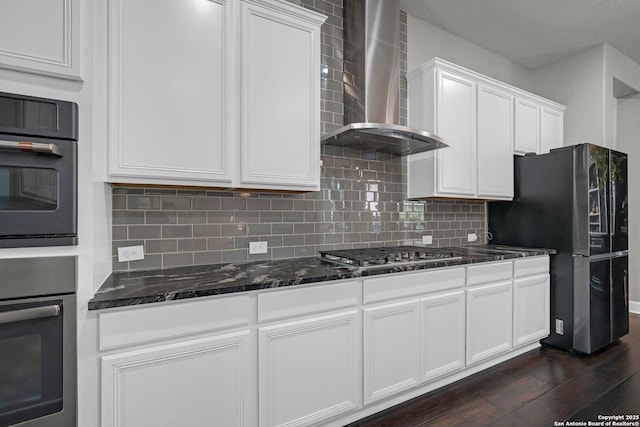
(630, 300), (640, 314)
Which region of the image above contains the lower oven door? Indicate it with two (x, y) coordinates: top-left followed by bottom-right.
(0, 294), (76, 427)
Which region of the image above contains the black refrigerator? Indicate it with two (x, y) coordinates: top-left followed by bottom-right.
(488, 143), (629, 354)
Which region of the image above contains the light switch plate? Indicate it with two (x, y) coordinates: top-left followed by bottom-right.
(117, 245), (145, 262)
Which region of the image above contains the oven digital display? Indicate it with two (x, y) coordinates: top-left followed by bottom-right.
(0, 97), (57, 132)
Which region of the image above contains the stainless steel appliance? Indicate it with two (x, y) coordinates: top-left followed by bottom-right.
(320, 246), (461, 269)
(488, 144), (628, 354)
(0, 91), (78, 248)
(0, 257), (76, 427)
(321, 0), (448, 155)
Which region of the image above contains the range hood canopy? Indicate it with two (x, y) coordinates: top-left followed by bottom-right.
(321, 0), (448, 156)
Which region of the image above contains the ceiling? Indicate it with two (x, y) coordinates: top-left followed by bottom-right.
(399, 0), (640, 70)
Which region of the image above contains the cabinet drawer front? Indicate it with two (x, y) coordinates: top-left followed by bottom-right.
(99, 295), (250, 351)
(466, 261), (512, 286)
(364, 267), (465, 304)
(258, 280), (359, 323)
(514, 256), (549, 277)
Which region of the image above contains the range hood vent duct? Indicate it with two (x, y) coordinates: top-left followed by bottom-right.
(322, 0), (448, 156)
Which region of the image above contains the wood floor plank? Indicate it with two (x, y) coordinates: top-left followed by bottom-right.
(497, 371), (618, 426)
(527, 353), (591, 385)
(569, 369), (640, 420)
(416, 398), (508, 427)
(349, 371), (513, 427)
(481, 375), (555, 412)
(593, 346), (640, 382)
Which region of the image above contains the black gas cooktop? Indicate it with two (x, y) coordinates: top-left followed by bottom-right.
(319, 246), (461, 268)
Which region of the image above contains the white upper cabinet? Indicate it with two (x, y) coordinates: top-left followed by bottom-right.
(514, 98), (540, 155)
(107, 0), (325, 190)
(108, 0), (234, 185)
(407, 60), (511, 200)
(476, 84), (514, 199)
(239, 0), (322, 190)
(0, 0), (82, 80)
(539, 106), (564, 154)
(407, 58), (564, 201)
(435, 70), (477, 197)
(514, 96), (564, 155)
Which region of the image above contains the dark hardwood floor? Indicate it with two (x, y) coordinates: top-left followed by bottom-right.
(349, 314), (640, 427)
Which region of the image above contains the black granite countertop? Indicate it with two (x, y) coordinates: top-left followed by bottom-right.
(89, 245), (555, 310)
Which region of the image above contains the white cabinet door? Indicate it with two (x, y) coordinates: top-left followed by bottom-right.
(514, 98), (540, 155)
(540, 107), (564, 154)
(0, 0), (82, 80)
(101, 330), (251, 427)
(363, 300), (420, 404)
(259, 310), (360, 427)
(420, 290), (465, 382)
(435, 70), (477, 197)
(239, 1), (322, 191)
(476, 85), (514, 199)
(466, 281), (513, 365)
(513, 274), (550, 347)
(108, 0), (233, 185)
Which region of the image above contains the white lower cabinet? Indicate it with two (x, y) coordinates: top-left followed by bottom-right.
(420, 290), (466, 382)
(363, 300), (421, 404)
(258, 310), (360, 427)
(466, 281), (513, 365)
(101, 330), (251, 427)
(99, 295), (254, 427)
(362, 268), (466, 405)
(96, 256), (551, 427)
(363, 291), (466, 404)
(513, 257), (551, 347)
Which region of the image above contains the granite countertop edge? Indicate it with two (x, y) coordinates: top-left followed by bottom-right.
(89, 245), (556, 311)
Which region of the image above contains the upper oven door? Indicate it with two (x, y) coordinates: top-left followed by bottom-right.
(0, 135), (77, 243)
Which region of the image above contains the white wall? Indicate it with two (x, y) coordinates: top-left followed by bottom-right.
(533, 44), (607, 147)
(406, 15), (535, 92)
(605, 44), (640, 149)
(616, 95), (640, 306)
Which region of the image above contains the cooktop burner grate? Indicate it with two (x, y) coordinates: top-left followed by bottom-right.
(319, 246), (461, 268)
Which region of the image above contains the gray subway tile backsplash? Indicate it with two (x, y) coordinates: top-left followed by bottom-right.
(110, 0), (487, 271)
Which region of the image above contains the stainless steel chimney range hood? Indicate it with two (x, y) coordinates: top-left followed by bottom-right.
(321, 0), (448, 156)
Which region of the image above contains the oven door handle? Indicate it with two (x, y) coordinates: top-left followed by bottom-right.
(0, 140), (63, 157)
(0, 304), (61, 325)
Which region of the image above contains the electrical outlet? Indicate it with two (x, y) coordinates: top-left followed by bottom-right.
(555, 319), (564, 335)
(422, 235), (433, 245)
(117, 245), (145, 262)
(249, 241), (268, 254)
(467, 233), (477, 242)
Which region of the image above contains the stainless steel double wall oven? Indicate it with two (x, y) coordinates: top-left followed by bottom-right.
(0, 91), (78, 426)
(0, 91), (78, 248)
